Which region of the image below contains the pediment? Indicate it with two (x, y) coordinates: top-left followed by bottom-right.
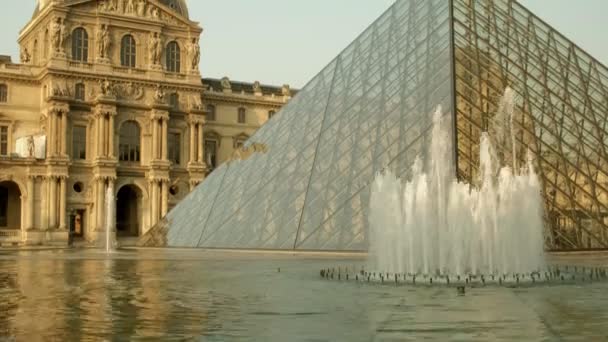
(65, 0), (195, 28)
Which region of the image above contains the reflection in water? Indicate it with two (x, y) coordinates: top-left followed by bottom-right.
(0, 249), (606, 341)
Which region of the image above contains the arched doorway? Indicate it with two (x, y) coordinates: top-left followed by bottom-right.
(0, 181), (21, 230)
(116, 185), (141, 237)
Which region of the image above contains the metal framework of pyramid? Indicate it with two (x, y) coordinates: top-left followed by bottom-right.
(144, 0), (608, 251)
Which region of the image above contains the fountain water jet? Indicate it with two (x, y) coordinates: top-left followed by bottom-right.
(368, 88), (546, 278)
(102, 183), (117, 253)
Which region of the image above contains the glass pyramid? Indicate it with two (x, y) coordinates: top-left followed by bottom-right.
(142, 0), (608, 251)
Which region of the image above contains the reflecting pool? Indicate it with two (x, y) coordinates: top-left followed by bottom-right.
(0, 249), (607, 341)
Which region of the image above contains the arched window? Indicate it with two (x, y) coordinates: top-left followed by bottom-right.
(0, 85), (7, 103)
(268, 110), (276, 120)
(165, 41), (180, 73)
(237, 107), (246, 124)
(75, 83), (85, 101)
(120, 35), (136, 68)
(206, 104), (216, 121)
(119, 121), (141, 163)
(71, 28), (89, 62)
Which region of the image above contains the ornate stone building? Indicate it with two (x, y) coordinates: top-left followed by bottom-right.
(0, 0), (292, 246)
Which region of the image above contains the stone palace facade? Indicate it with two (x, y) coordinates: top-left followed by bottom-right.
(0, 0), (292, 246)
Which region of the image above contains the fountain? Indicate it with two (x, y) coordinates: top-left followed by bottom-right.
(102, 183), (117, 253)
(368, 88), (546, 279)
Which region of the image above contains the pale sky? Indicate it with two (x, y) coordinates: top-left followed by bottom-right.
(1, 1), (606, 88)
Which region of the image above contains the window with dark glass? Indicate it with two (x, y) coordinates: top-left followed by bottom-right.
(72, 126), (87, 160)
(268, 110), (276, 120)
(237, 107), (246, 124)
(204, 139), (218, 169)
(168, 132), (181, 165)
(71, 28), (89, 62)
(119, 121), (140, 162)
(120, 34), (136, 68)
(0, 126), (8, 156)
(75, 83), (85, 101)
(166, 41), (181, 72)
(0, 85), (7, 103)
(169, 93), (179, 109)
(206, 104), (216, 121)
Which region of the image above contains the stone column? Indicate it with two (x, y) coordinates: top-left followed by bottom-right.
(96, 115), (103, 157)
(189, 122), (196, 164)
(26, 176), (35, 230)
(49, 177), (57, 229)
(162, 119), (168, 161)
(197, 123), (204, 163)
(150, 180), (159, 225)
(108, 114), (115, 158)
(161, 180), (168, 217)
(152, 119), (159, 160)
(96, 178), (105, 231)
(61, 111), (67, 156)
(59, 177), (67, 230)
(101, 115), (107, 157)
(48, 113), (55, 156)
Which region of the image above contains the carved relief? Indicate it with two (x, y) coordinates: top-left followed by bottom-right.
(114, 82), (145, 101)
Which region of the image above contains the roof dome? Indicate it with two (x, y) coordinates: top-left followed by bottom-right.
(159, 0), (189, 19)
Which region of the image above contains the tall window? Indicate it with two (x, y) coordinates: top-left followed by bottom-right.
(71, 28), (89, 62)
(204, 139), (218, 170)
(169, 93), (179, 109)
(119, 121), (140, 163)
(268, 110), (276, 120)
(120, 35), (136, 68)
(0, 126), (7, 156)
(0, 85), (7, 103)
(206, 104), (216, 121)
(72, 126), (86, 160)
(237, 107), (246, 124)
(168, 133), (181, 165)
(165, 41), (181, 72)
(75, 83), (85, 101)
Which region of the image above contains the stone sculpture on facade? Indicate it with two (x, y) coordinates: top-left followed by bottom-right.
(281, 84), (291, 97)
(20, 47), (31, 63)
(97, 24), (111, 60)
(50, 17), (67, 55)
(221, 77), (232, 90)
(188, 38), (200, 71)
(27, 136), (35, 158)
(154, 85), (166, 104)
(137, 0), (147, 16)
(253, 81), (262, 94)
(99, 79), (114, 97)
(149, 32), (163, 66)
(126, 0), (136, 14)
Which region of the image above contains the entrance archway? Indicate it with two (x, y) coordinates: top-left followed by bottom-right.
(0, 181), (22, 230)
(116, 185), (141, 237)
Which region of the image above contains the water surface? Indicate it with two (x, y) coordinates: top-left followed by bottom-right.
(0, 249), (606, 341)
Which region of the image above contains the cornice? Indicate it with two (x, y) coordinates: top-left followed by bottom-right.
(203, 92), (287, 107)
(39, 68), (204, 92)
